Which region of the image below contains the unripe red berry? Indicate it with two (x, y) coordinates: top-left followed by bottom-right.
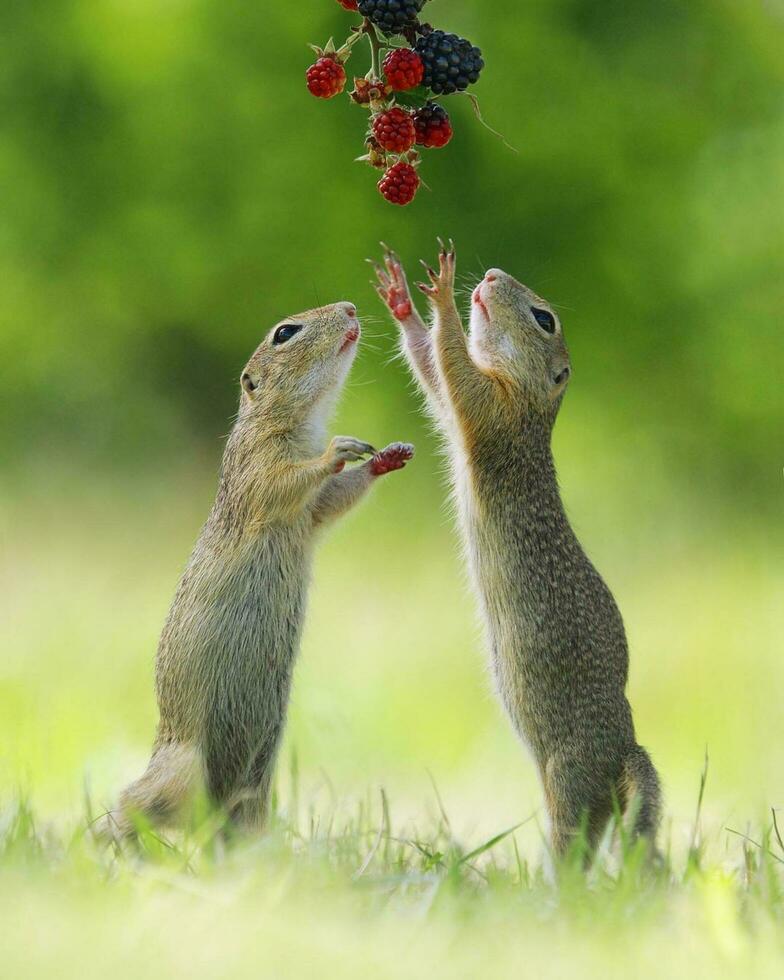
(378, 161), (420, 205)
(382, 48), (424, 92)
(306, 56), (347, 99)
(412, 102), (453, 148)
(336, 0), (359, 9)
(372, 107), (416, 153)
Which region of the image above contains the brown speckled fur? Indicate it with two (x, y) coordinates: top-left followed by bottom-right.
(375, 244), (660, 858)
(107, 302), (414, 837)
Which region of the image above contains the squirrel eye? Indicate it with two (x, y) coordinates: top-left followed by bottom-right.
(532, 308), (556, 334)
(553, 367), (570, 386)
(273, 323), (302, 345)
(241, 372), (257, 394)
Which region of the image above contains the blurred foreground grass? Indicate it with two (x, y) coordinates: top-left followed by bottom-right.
(1, 414), (782, 976)
(0, 782), (783, 980)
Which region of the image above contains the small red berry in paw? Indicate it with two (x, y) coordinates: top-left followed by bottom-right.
(372, 107), (416, 153)
(382, 48), (424, 92)
(336, 0), (359, 9)
(306, 56), (347, 99)
(377, 162), (420, 205)
(371, 442), (415, 476)
(413, 102), (453, 148)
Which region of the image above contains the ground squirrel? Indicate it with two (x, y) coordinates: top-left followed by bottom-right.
(374, 243), (660, 857)
(108, 301), (414, 836)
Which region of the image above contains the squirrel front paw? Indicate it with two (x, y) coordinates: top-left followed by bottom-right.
(325, 436), (376, 474)
(373, 244), (415, 322)
(416, 239), (456, 307)
(371, 442), (415, 476)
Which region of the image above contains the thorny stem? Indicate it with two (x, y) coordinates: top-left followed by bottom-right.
(363, 18), (384, 78)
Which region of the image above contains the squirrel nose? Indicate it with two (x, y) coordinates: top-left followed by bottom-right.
(484, 269), (504, 283)
(337, 301), (357, 319)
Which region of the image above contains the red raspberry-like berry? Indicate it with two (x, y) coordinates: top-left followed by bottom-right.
(377, 162), (420, 206)
(336, 0), (359, 9)
(382, 48), (424, 92)
(372, 107), (416, 153)
(306, 56), (347, 99)
(413, 102), (453, 148)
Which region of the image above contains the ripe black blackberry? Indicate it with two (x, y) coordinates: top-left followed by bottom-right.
(357, 0), (425, 35)
(414, 30), (484, 95)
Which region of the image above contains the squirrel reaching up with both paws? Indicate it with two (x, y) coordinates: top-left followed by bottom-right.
(375, 242), (660, 858)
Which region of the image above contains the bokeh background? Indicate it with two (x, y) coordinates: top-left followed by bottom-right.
(1, 0), (782, 847)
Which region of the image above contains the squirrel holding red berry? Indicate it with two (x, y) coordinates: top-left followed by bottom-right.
(374, 244), (661, 858)
(104, 302), (414, 837)
(306, 2), (484, 204)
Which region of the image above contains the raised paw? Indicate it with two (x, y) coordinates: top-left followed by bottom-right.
(371, 244), (415, 322)
(326, 436), (376, 473)
(416, 238), (456, 305)
(371, 442), (415, 477)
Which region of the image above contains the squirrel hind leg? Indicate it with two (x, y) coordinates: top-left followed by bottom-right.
(97, 741), (204, 842)
(543, 754), (614, 863)
(223, 767), (276, 836)
(619, 744), (662, 844)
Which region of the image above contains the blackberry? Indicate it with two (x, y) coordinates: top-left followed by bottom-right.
(414, 30), (484, 95)
(357, 0), (425, 36)
(413, 102), (453, 148)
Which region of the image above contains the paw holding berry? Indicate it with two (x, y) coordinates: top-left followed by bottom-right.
(371, 442), (415, 476)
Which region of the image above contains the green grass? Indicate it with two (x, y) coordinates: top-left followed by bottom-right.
(1, 440), (782, 977)
(1, 769), (783, 980)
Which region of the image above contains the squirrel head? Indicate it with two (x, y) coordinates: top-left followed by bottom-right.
(469, 270), (571, 420)
(237, 302), (360, 431)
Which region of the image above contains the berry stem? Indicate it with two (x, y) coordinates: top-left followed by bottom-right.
(362, 17), (384, 79)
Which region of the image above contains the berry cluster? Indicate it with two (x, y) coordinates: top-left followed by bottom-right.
(305, 0), (485, 205)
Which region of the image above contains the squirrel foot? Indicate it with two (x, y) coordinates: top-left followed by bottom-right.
(371, 442), (415, 476)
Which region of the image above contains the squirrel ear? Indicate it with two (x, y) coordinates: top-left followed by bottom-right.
(241, 371), (258, 396)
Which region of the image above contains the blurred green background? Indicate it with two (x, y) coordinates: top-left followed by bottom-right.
(1, 0), (782, 843)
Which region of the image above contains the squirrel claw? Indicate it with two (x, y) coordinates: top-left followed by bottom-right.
(419, 259), (438, 282)
(417, 242), (456, 304)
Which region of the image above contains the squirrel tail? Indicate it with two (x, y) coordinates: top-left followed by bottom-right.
(620, 744), (662, 843)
